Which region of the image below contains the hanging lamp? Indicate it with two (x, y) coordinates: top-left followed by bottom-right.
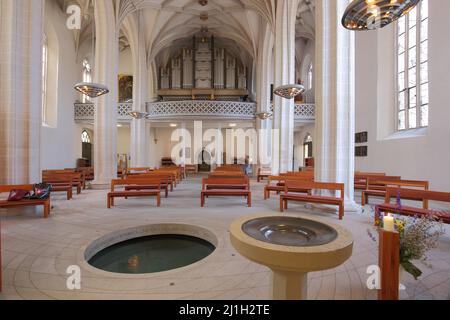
(273, 84), (305, 100)
(74, 10), (109, 98)
(256, 112), (273, 120)
(128, 11), (149, 120)
(342, 0), (421, 31)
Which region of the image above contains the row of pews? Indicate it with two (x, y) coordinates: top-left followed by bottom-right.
(0, 168), (94, 218)
(355, 172), (450, 224)
(201, 166), (252, 207)
(107, 166), (185, 208)
(262, 171), (345, 220)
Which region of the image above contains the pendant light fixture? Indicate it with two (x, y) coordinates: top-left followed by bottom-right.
(128, 11), (149, 120)
(342, 0), (421, 31)
(75, 10), (110, 98)
(273, 84), (305, 100)
(256, 112), (273, 120)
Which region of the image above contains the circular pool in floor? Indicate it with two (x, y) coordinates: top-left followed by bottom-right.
(88, 234), (215, 274)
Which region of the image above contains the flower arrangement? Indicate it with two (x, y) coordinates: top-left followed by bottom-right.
(367, 192), (445, 280)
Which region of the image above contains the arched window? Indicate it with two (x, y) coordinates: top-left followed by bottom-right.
(81, 130), (91, 143)
(82, 59), (92, 103)
(307, 64), (313, 90)
(41, 34), (48, 125)
(397, 0), (428, 130)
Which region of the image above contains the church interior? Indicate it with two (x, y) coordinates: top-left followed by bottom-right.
(0, 0), (449, 301)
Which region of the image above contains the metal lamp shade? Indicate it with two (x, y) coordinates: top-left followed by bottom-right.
(75, 82), (110, 98)
(128, 111), (149, 120)
(342, 0), (421, 31)
(273, 84), (306, 100)
(256, 112), (273, 120)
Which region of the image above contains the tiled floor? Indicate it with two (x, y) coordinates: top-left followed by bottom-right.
(1, 175), (449, 300)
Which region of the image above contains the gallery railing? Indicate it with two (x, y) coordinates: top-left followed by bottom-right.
(145, 100), (257, 120)
(74, 102), (315, 122)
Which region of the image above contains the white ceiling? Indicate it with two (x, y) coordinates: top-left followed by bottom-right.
(56, 0), (316, 61)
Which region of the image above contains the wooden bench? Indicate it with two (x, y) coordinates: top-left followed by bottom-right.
(128, 173), (174, 192)
(126, 167), (153, 176)
(264, 176), (313, 199)
(0, 185), (51, 218)
(375, 188), (450, 224)
(206, 175), (249, 190)
(201, 178), (251, 207)
(280, 181), (345, 220)
(42, 175), (73, 200)
(185, 165), (197, 176)
(215, 165), (243, 172)
(209, 172), (245, 179)
(362, 179), (428, 206)
(354, 173), (387, 190)
(257, 167), (272, 182)
(43, 171), (83, 194)
(107, 179), (161, 208)
(124, 178), (169, 198)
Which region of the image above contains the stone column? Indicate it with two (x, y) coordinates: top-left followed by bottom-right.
(315, 0), (358, 210)
(93, 0), (118, 185)
(0, 0), (44, 184)
(256, 23), (274, 168)
(272, 0), (300, 174)
(128, 12), (148, 168)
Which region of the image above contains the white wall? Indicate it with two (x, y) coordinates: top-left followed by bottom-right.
(119, 48), (133, 75)
(40, 0), (79, 170)
(355, 0), (450, 191)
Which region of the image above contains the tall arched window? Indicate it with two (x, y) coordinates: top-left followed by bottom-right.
(41, 34), (48, 125)
(307, 64), (313, 90)
(82, 59), (92, 103)
(397, 0), (429, 131)
(81, 130), (91, 143)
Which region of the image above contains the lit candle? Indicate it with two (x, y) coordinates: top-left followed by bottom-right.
(383, 214), (395, 232)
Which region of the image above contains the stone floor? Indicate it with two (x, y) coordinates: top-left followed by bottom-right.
(1, 175), (449, 300)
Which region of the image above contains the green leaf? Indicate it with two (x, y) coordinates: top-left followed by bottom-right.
(401, 261), (422, 280)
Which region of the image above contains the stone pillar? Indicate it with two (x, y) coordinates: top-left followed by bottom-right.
(129, 12), (148, 168)
(315, 0), (358, 210)
(93, 0), (118, 185)
(0, 0), (44, 184)
(256, 23), (274, 168)
(272, 0), (299, 174)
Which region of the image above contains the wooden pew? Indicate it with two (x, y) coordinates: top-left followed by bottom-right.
(127, 173), (174, 192)
(124, 177), (169, 198)
(0, 185), (51, 218)
(126, 167), (153, 176)
(257, 167), (272, 182)
(362, 179), (429, 206)
(375, 188), (450, 224)
(107, 179), (161, 208)
(280, 181), (345, 220)
(264, 175), (313, 200)
(354, 172), (387, 190)
(201, 178), (251, 207)
(42, 175), (73, 200)
(185, 165), (197, 176)
(43, 171), (83, 194)
(209, 172), (245, 179)
(205, 175), (249, 190)
(215, 165), (243, 172)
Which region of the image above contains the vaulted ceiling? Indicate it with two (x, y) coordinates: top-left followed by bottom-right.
(55, 0), (316, 62)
